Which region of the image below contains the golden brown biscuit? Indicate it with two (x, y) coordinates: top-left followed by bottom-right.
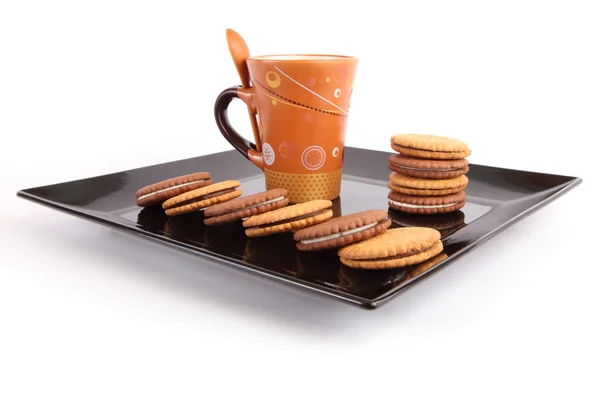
(387, 182), (462, 196)
(338, 227), (443, 269)
(390, 134), (472, 159)
(243, 199), (333, 237)
(162, 180), (242, 217)
(388, 172), (468, 196)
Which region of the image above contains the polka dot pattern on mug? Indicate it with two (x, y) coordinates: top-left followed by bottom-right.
(264, 169), (343, 203)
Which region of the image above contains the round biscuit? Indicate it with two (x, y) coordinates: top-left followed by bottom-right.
(164, 189), (242, 217)
(296, 219), (391, 251)
(135, 172), (212, 207)
(388, 154), (469, 179)
(390, 134), (471, 152)
(338, 227), (441, 261)
(340, 241), (444, 269)
(245, 209), (333, 237)
(243, 200), (332, 228)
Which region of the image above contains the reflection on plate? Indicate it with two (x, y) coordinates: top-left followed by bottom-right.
(136, 206), (169, 233)
(388, 209), (467, 238)
(338, 251), (449, 297)
(403, 252), (448, 281)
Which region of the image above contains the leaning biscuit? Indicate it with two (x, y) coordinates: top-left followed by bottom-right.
(293, 210), (391, 251)
(203, 189), (289, 225)
(338, 227), (443, 269)
(135, 172), (212, 207)
(243, 200), (333, 237)
(162, 180), (242, 217)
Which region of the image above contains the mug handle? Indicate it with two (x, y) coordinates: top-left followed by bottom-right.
(214, 85), (264, 169)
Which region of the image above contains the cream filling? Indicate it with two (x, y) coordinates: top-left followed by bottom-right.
(300, 222), (378, 244)
(393, 164), (459, 172)
(389, 199), (457, 209)
(216, 196), (286, 217)
(138, 179), (208, 200)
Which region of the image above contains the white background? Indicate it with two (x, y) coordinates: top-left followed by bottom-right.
(1, 1), (598, 399)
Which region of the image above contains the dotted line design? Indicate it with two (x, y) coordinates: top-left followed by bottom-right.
(251, 78), (346, 118)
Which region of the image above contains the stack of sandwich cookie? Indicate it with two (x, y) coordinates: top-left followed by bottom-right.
(204, 189), (289, 226)
(293, 210), (391, 251)
(162, 180), (242, 216)
(338, 227), (443, 269)
(243, 200), (333, 237)
(135, 172), (212, 207)
(387, 175), (467, 214)
(388, 134), (471, 215)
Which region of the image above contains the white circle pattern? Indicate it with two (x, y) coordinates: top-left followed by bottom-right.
(301, 145), (326, 171)
(263, 142), (275, 166)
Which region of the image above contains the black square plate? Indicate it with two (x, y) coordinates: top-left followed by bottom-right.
(17, 147), (581, 309)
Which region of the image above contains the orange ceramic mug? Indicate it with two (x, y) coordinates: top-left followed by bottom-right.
(215, 55), (358, 203)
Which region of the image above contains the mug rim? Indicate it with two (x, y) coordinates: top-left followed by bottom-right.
(247, 54), (358, 61)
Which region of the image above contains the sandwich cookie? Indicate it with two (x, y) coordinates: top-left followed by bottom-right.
(293, 210), (392, 251)
(204, 189), (289, 226)
(388, 172), (468, 196)
(135, 172), (212, 207)
(388, 154), (469, 179)
(338, 227), (443, 269)
(391, 134), (472, 160)
(388, 191), (466, 214)
(243, 200), (333, 237)
(162, 180), (242, 217)
(388, 209), (466, 237)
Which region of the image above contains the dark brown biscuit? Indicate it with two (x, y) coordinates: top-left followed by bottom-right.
(388, 191), (466, 214)
(204, 189), (289, 226)
(388, 154), (469, 179)
(294, 210), (392, 251)
(135, 172), (212, 207)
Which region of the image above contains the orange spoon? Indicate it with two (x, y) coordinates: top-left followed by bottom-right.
(226, 29), (261, 151)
